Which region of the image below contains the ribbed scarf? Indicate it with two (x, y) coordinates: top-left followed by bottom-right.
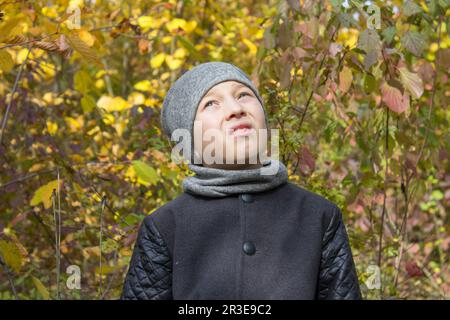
(182, 159), (289, 198)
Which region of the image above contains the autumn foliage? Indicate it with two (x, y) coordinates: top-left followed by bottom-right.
(0, 0), (448, 299)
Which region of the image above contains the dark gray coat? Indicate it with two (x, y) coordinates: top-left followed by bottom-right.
(120, 182), (362, 300)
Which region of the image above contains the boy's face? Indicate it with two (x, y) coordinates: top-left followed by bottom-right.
(193, 80), (267, 169)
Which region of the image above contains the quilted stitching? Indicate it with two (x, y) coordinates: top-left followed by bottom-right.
(317, 206), (362, 300)
(120, 217), (173, 300)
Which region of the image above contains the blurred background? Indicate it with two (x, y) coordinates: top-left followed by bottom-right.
(0, 0), (448, 299)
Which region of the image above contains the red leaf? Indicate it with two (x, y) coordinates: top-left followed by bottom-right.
(381, 82), (410, 113)
(405, 261), (423, 278)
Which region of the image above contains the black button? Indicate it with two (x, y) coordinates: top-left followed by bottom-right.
(243, 241), (256, 255)
(241, 194), (254, 203)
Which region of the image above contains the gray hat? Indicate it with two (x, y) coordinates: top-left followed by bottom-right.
(160, 61), (268, 163)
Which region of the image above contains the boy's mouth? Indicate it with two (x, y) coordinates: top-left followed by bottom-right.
(227, 122), (255, 137)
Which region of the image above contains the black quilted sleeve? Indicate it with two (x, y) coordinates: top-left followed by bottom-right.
(120, 216), (173, 300)
(317, 206), (362, 300)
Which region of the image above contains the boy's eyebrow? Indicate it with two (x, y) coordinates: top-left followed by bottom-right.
(202, 83), (248, 99)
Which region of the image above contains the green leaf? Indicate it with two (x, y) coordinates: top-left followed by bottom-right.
(403, 0), (423, 16)
(399, 67), (424, 99)
(100, 238), (119, 254)
(401, 31), (426, 56)
(31, 276), (50, 300)
(364, 74), (376, 93)
(358, 29), (381, 53)
(132, 160), (158, 186)
(382, 26), (396, 44)
(357, 29), (381, 70)
(431, 190), (444, 200)
(338, 12), (359, 28)
(0, 50), (14, 73)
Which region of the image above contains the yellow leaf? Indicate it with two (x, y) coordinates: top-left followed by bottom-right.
(32, 276), (50, 300)
(46, 120), (58, 135)
(161, 36), (172, 44)
(95, 265), (121, 275)
(66, 33), (102, 67)
(337, 28), (359, 49)
(165, 55), (183, 70)
(92, 194), (102, 203)
(96, 95), (129, 112)
(95, 79), (105, 89)
(15, 48), (30, 64)
(137, 16), (155, 32)
(166, 18), (186, 33)
(69, 0), (84, 7)
(113, 119), (127, 137)
(134, 80), (152, 91)
(74, 69), (92, 94)
(184, 21), (197, 33)
(81, 94), (96, 113)
(72, 182), (84, 194)
(0, 50), (14, 73)
(30, 180), (62, 209)
(398, 67), (423, 99)
(125, 166), (137, 181)
(173, 47), (187, 59)
(8, 233), (29, 259)
(242, 38), (257, 56)
(64, 116), (84, 131)
(127, 92), (145, 106)
(77, 29), (96, 47)
(150, 53), (166, 69)
(83, 246), (100, 258)
(0, 17), (22, 42)
(0, 240), (22, 273)
(36, 61), (55, 80)
(102, 113), (115, 125)
(41, 6), (58, 19)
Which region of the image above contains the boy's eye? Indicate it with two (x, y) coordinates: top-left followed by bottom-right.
(238, 92), (251, 98)
(204, 100), (215, 108)
(204, 92), (252, 108)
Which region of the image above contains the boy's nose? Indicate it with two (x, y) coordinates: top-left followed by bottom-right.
(224, 98), (246, 120)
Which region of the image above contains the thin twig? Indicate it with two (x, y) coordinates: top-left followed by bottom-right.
(100, 250), (119, 300)
(296, 23), (340, 129)
(377, 105), (390, 298)
(57, 167), (62, 299)
(0, 169), (56, 190)
(0, 45), (31, 145)
(51, 189), (60, 300)
(0, 255), (19, 299)
(98, 195), (106, 298)
(408, 17), (443, 182)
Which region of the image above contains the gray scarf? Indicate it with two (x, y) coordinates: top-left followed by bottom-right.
(182, 159), (289, 198)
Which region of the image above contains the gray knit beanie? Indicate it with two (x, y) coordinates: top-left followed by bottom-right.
(160, 61), (269, 164)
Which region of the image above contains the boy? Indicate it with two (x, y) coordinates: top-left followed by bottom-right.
(121, 61), (362, 300)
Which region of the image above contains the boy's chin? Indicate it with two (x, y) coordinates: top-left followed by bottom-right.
(202, 155), (264, 169)
(203, 162), (263, 170)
